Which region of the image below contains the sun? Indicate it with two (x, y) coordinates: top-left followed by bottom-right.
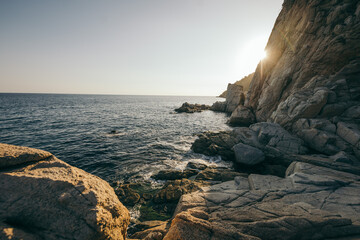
(259, 50), (267, 61)
(233, 36), (269, 76)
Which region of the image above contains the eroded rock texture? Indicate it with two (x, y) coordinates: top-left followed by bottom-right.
(172, 0), (360, 239)
(0, 143), (130, 240)
(245, 0), (360, 128)
(164, 162), (360, 240)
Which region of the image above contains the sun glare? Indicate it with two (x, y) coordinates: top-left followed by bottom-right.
(233, 36), (269, 76)
(260, 50), (267, 61)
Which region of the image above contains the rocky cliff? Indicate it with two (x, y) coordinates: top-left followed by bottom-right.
(0, 143), (130, 240)
(246, 0), (360, 127)
(163, 0), (360, 239)
(218, 73), (254, 98)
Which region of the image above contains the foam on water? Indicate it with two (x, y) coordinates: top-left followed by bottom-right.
(0, 93), (232, 182)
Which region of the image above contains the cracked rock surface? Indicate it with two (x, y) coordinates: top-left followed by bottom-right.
(164, 161), (360, 240)
(0, 143), (130, 240)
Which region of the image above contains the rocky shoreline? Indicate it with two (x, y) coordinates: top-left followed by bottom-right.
(1, 0), (360, 239)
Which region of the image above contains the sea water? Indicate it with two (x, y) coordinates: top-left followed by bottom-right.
(0, 93), (232, 182)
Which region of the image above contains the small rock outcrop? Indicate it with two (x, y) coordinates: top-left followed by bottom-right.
(211, 84), (245, 114)
(210, 101), (227, 112)
(175, 102), (211, 113)
(217, 73), (254, 99)
(0, 143), (130, 240)
(225, 84), (245, 113)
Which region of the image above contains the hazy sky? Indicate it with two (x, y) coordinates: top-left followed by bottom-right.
(0, 0), (283, 96)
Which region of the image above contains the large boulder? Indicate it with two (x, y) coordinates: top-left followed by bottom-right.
(249, 122), (308, 155)
(270, 88), (329, 127)
(233, 143), (265, 165)
(293, 118), (353, 155)
(191, 131), (238, 161)
(210, 101), (227, 112)
(228, 105), (256, 126)
(0, 143), (130, 240)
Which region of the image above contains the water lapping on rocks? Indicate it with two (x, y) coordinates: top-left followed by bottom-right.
(0, 93), (231, 183)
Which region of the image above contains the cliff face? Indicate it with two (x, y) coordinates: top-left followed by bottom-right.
(165, 1), (360, 239)
(246, 0), (360, 126)
(218, 73), (254, 98)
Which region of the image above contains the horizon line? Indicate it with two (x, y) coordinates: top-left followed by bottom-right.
(0, 92), (222, 98)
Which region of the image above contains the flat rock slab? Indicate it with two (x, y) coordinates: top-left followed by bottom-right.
(0, 143), (130, 240)
(165, 161), (360, 240)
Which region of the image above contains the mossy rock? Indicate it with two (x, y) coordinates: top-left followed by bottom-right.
(139, 205), (171, 222)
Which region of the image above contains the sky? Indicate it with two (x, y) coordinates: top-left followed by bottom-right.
(0, 0), (283, 96)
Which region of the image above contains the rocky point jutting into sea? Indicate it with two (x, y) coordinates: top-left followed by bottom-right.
(1, 0), (360, 239)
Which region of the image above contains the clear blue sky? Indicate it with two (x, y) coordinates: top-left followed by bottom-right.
(0, 0), (283, 96)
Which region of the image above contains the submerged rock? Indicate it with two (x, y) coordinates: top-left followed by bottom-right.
(152, 169), (198, 181)
(153, 179), (208, 204)
(0, 143), (130, 240)
(186, 161), (208, 171)
(129, 220), (170, 240)
(115, 184), (141, 206)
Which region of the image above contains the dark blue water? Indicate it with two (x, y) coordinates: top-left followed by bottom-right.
(0, 93), (231, 182)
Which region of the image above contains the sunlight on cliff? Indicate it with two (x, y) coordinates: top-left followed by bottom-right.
(233, 35), (269, 77)
(259, 50), (267, 61)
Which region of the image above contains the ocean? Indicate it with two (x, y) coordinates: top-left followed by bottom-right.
(0, 93), (232, 183)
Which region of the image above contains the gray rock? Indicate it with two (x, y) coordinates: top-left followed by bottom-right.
(225, 84), (245, 113)
(166, 161), (360, 240)
(195, 167), (246, 182)
(210, 101), (226, 112)
(337, 122), (360, 146)
(245, 0), (360, 125)
(248, 174), (293, 190)
(330, 151), (354, 164)
(191, 131), (238, 161)
(293, 119), (353, 155)
(250, 122), (308, 155)
(319, 102), (348, 118)
(270, 88), (329, 127)
(0, 143), (130, 240)
(228, 106), (255, 126)
(233, 143), (265, 165)
(342, 105), (360, 119)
